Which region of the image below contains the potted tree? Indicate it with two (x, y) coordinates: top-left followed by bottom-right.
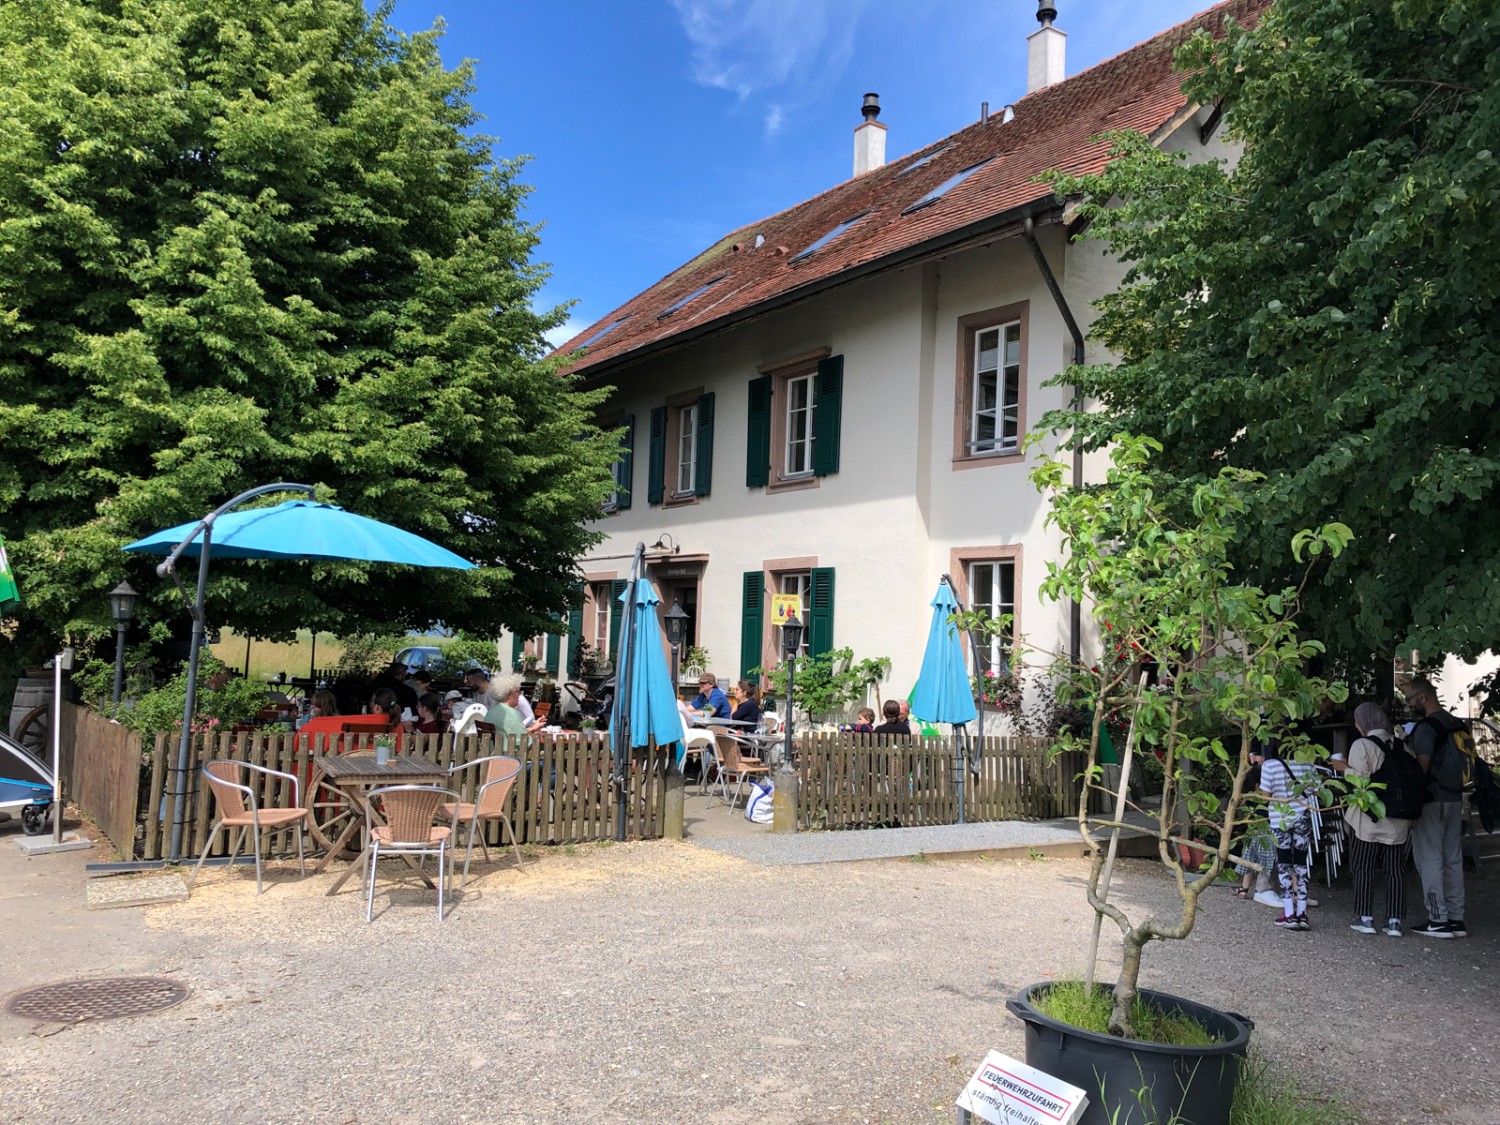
(1003, 436), (1353, 1124)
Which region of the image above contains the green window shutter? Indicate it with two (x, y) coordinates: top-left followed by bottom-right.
(811, 354), (844, 477)
(746, 376), (772, 487)
(608, 578), (628, 663)
(567, 583), (584, 676)
(647, 406), (666, 505)
(545, 632), (561, 677)
(808, 566), (835, 658)
(615, 415), (634, 510)
(510, 633), (524, 672)
(694, 391), (715, 496)
(740, 571), (764, 679)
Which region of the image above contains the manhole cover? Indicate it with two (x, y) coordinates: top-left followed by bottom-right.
(5, 977), (189, 1023)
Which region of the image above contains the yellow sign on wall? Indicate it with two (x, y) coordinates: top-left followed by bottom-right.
(771, 594), (802, 624)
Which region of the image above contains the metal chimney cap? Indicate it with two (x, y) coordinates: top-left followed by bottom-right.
(861, 92), (880, 122)
(1037, 1), (1058, 26)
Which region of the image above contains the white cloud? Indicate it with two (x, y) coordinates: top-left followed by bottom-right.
(543, 316), (587, 350)
(764, 104), (784, 137)
(670, 0), (869, 100)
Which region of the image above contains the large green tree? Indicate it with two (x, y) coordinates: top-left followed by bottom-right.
(0, 0), (617, 662)
(1046, 0), (1499, 670)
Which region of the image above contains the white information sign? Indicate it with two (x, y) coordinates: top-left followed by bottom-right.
(955, 1050), (1089, 1125)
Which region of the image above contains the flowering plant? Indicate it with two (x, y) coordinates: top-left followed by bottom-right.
(971, 669), (1023, 710)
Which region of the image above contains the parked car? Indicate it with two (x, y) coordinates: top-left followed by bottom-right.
(393, 646), (486, 676)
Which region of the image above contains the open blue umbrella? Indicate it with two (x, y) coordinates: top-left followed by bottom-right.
(910, 577), (977, 725)
(123, 499), (476, 569)
(121, 482), (479, 862)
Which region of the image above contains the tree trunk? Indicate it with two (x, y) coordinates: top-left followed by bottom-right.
(1110, 933), (1147, 1037)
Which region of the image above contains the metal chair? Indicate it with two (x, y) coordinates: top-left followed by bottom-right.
(187, 760), (309, 895)
(679, 714), (718, 793)
(708, 733), (770, 811)
(442, 755), (524, 887)
(363, 785), (460, 922)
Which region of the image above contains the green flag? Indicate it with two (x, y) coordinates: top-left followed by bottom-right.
(0, 535), (21, 614)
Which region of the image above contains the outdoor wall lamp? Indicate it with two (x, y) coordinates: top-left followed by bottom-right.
(107, 580), (139, 706)
(649, 533), (681, 555)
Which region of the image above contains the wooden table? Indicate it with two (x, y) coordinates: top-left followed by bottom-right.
(306, 755), (447, 895)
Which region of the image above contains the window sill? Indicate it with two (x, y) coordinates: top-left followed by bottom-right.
(663, 491), (701, 508)
(766, 473), (820, 494)
(951, 447), (1024, 472)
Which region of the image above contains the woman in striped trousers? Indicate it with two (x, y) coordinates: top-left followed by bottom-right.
(1334, 702), (1414, 937)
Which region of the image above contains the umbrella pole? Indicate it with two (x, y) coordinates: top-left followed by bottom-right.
(614, 544), (645, 843)
(168, 529), (213, 863)
(954, 722), (967, 825)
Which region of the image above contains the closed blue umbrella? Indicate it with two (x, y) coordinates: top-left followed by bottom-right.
(611, 576), (683, 751)
(910, 578), (977, 725)
(123, 499), (476, 569)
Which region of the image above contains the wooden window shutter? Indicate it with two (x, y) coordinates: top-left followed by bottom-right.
(647, 406), (666, 505)
(694, 391), (715, 496)
(740, 571), (764, 679)
(608, 579), (628, 662)
(544, 632), (561, 677)
(615, 415), (634, 510)
(745, 376), (772, 487)
(809, 567), (836, 658)
(811, 354), (844, 477)
(510, 633), (524, 672)
(567, 583), (584, 676)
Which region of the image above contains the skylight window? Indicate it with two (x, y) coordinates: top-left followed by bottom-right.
(901, 159), (993, 215)
(896, 144), (953, 176)
(579, 316), (629, 347)
(790, 211), (872, 263)
(657, 276), (725, 319)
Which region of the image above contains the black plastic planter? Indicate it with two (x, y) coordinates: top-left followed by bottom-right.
(1007, 983), (1253, 1125)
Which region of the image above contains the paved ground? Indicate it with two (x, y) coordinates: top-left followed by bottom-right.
(2, 814), (1498, 1125)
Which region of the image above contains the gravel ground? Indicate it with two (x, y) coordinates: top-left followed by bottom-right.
(2, 823), (1498, 1125)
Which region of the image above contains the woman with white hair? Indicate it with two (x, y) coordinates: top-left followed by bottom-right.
(1330, 701), (1413, 937)
(483, 672), (529, 740)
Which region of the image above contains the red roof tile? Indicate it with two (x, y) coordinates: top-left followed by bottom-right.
(559, 0), (1270, 378)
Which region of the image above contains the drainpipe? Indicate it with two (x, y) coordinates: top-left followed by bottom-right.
(1021, 214), (1085, 666)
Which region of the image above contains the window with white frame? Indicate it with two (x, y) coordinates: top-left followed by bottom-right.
(784, 373), (814, 477)
(780, 571), (810, 652)
(590, 583), (613, 652)
(675, 403), (698, 496)
(971, 322), (1022, 454)
(968, 559), (1015, 671)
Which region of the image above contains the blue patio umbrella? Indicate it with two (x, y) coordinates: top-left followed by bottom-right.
(909, 578), (978, 725)
(123, 499), (477, 569)
(610, 576), (682, 752)
(121, 482), (479, 862)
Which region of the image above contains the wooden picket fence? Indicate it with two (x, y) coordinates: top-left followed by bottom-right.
(140, 730), (670, 861)
(796, 733), (1102, 830)
(58, 704), (144, 857)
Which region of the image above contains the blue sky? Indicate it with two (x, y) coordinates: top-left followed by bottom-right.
(380, 0), (1220, 343)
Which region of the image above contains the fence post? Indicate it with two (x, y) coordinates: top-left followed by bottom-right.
(663, 751), (685, 839)
(772, 756), (798, 834)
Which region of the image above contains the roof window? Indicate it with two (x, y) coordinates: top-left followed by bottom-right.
(896, 144), (953, 176)
(657, 276), (725, 319)
(790, 211), (872, 263)
(901, 159), (993, 215)
(578, 316), (630, 347)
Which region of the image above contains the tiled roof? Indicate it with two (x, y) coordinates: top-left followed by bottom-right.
(559, 0), (1270, 379)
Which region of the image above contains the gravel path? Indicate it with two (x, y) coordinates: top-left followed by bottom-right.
(689, 819), (1085, 864)
(2, 824), (1497, 1124)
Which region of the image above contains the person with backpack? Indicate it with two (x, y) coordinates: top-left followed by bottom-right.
(1402, 676), (1467, 938)
(1328, 702), (1415, 936)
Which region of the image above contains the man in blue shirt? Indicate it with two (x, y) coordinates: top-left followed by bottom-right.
(690, 673), (730, 720)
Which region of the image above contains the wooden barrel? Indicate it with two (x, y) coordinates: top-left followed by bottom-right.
(9, 676), (69, 739)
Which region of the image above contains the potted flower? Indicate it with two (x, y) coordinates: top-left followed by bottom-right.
(1003, 437), (1354, 1124)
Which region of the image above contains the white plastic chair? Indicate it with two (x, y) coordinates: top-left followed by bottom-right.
(679, 713), (717, 792)
(450, 702), (488, 737)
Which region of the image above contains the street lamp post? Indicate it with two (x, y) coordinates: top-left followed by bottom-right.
(664, 599), (689, 696)
(107, 580), (139, 706)
(772, 613), (804, 833)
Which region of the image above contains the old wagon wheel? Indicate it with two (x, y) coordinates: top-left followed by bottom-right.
(13, 704), (49, 763)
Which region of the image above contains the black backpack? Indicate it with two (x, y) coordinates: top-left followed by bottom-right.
(1365, 735), (1426, 822)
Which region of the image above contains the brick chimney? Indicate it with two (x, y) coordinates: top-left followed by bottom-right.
(1027, 2), (1065, 93)
(853, 93), (886, 177)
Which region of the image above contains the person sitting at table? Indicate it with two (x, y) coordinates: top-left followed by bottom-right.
(367, 687), (408, 732)
(729, 680), (761, 727)
(874, 699), (911, 736)
(409, 669), (434, 696)
(465, 667), (496, 710)
(690, 673), (731, 720)
(847, 707), (877, 734)
(370, 661), (419, 712)
(483, 673), (529, 739)
(297, 689), (339, 731)
(413, 692), (447, 734)
(514, 690), (548, 734)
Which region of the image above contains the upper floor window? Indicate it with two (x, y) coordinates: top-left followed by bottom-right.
(784, 374), (814, 478)
(953, 303), (1028, 467)
(746, 352), (843, 491)
(676, 403), (699, 497)
(648, 391), (714, 504)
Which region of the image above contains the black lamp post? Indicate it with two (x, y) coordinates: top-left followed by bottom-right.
(664, 599), (689, 694)
(780, 612), (804, 767)
(107, 580), (139, 706)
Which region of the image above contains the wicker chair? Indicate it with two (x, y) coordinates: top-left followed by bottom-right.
(709, 733), (770, 811)
(442, 755), (524, 887)
(363, 785), (460, 922)
(187, 760), (310, 895)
